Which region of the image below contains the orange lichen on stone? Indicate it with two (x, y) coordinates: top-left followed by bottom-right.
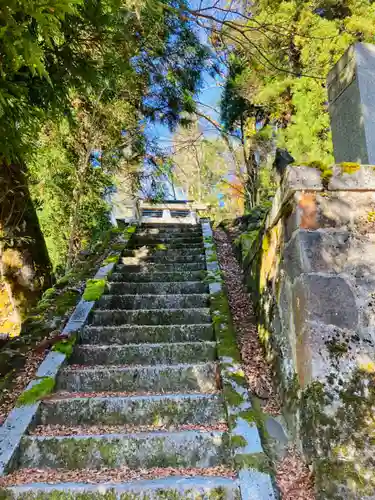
(298, 193), (319, 230)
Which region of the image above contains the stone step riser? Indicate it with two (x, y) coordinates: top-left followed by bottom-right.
(132, 237), (203, 245)
(37, 394), (225, 427)
(80, 324), (214, 345)
(56, 363), (217, 393)
(5, 478), (240, 499)
(136, 231), (203, 239)
(120, 254), (205, 263)
(112, 262), (206, 273)
(18, 431), (229, 470)
(90, 308), (211, 326)
(106, 281), (208, 295)
(122, 248), (204, 258)
(109, 271), (205, 283)
(140, 224), (202, 232)
(131, 242), (204, 249)
(70, 342), (217, 366)
(96, 294), (209, 311)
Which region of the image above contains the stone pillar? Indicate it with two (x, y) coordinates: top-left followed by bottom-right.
(327, 43), (375, 164)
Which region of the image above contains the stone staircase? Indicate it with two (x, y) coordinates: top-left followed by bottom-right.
(2, 223), (275, 499)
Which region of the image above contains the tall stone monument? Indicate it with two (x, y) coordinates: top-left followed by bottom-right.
(327, 43), (375, 164)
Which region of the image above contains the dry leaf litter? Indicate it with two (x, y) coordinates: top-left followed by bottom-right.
(0, 350), (46, 426)
(276, 448), (315, 500)
(30, 423), (228, 436)
(0, 466), (236, 487)
(47, 389), (219, 400)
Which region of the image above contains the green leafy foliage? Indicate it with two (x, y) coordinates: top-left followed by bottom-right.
(221, 0), (375, 166)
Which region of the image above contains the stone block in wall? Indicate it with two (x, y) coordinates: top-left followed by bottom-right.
(292, 274), (358, 332)
(282, 229), (349, 280)
(315, 191), (375, 229)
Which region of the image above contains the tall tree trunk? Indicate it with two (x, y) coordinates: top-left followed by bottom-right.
(0, 162), (53, 332)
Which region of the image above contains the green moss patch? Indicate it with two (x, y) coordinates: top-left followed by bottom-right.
(83, 279), (106, 301)
(102, 255), (119, 265)
(211, 290), (242, 363)
(305, 160), (333, 188)
(52, 334), (77, 357)
(339, 162), (360, 174)
(16, 377), (55, 406)
(234, 451), (271, 473)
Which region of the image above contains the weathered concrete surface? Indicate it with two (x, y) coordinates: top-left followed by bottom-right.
(5, 476), (240, 499)
(121, 253), (206, 263)
(37, 393), (226, 426)
(327, 44), (375, 164)
(96, 293), (209, 310)
(114, 262), (206, 272)
(57, 362), (218, 393)
(90, 308), (212, 326)
(107, 280), (208, 295)
(122, 247), (204, 257)
(234, 165), (375, 499)
(81, 323), (214, 344)
(109, 270), (204, 282)
(70, 341), (217, 366)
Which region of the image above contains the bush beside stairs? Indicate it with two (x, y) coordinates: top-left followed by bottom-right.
(1, 223), (276, 499)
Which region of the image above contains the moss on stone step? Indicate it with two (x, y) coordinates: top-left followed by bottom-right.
(16, 376), (55, 406)
(83, 279), (106, 302)
(52, 334), (77, 357)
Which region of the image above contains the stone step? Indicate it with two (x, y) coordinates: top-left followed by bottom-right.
(96, 294), (209, 310)
(56, 362), (217, 393)
(90, 308), (211, 326)
(132, 236), (203, 245)
(70, 341), (217, 365)
(122, 248), (204, 258)
(106, 281), (208, 295)
(112, 262), (206, 273)
(135, 232), (204, 240)
(4, 477), (240, 499)
(37, 393), (225, 427)
(110, 270), (205, 283)
(4, 477), (239, 499)
(140, 223), (202, 232)
(18, 430), (230, 470)
(120, 253), (205, 263)
(130, 242), (204, 249)
(81, 324), (214, 345)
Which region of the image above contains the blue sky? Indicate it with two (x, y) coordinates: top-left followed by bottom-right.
(146, 0), (225, 150)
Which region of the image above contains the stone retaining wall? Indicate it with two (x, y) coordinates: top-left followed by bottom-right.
(234, 165), (375, 499)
